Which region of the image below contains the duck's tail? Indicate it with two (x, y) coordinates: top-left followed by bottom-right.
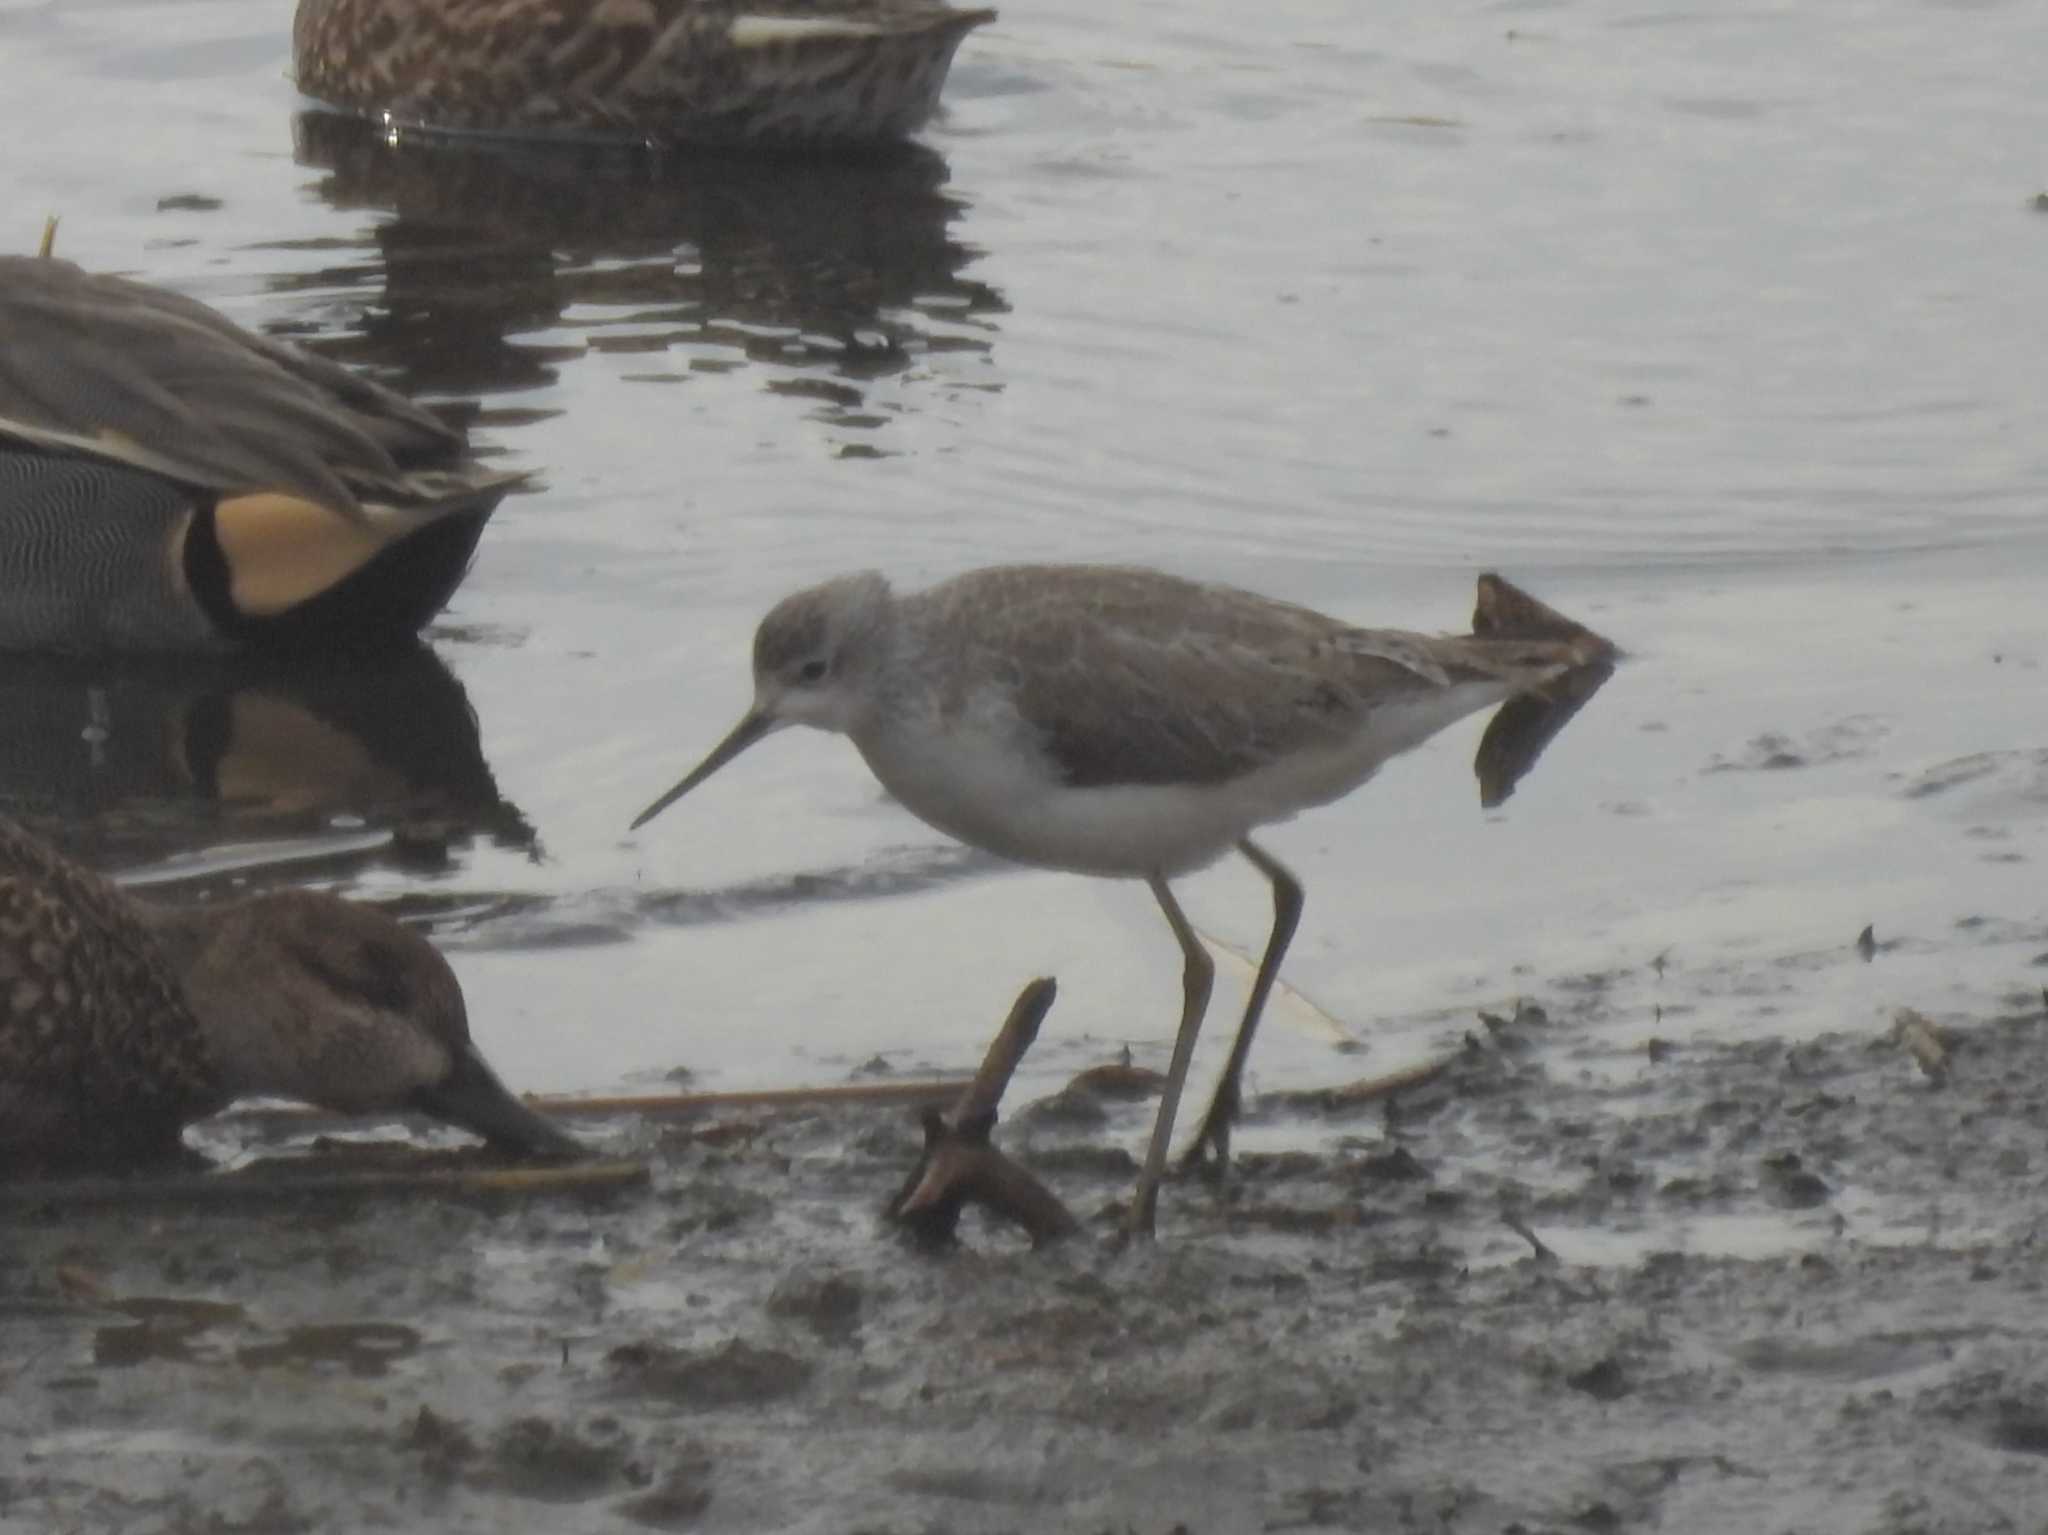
(0, 418), (523, 654)
(196, 470), (529, 655)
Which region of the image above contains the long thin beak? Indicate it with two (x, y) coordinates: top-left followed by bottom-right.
(630, 708), (777, 830)
(414, 1043), (584, 1161)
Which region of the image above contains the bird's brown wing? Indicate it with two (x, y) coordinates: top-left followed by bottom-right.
(926, 565), (1467, 790)
(297, 0), (993, 133)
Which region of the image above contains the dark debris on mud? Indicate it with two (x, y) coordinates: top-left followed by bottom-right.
(6, 994), (2048, 1534)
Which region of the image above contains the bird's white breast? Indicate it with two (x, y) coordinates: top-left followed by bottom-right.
(850, 676), (1517, 878)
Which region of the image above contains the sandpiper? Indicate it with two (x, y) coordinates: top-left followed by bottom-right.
(633, 565), (1617, 1238)
(0, 816), (580, 1172)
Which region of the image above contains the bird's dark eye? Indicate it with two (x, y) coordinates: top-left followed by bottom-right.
(797, 658), (828, 683)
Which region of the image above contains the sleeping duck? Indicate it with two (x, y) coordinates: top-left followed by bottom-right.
(0, 253), (521, 655)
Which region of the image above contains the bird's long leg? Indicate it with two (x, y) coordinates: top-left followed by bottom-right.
(1179, 837), (1303, 1180)
(1127, 873), (1215, 1241)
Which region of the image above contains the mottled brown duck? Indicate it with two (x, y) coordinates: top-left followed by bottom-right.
(292, 0), (996, 148)
(0, 816), (579, 1173)
(0, 255), (522, 656)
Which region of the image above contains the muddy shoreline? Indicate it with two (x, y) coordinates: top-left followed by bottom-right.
(5, 987), (2048, 1534)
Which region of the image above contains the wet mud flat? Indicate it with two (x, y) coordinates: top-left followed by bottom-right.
(5, 988), (2048, 1535)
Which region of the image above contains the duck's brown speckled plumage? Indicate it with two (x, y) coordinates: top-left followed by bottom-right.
(0, 255), (523, 655)
(0, 818), (221, 1166)
(0, 817), (580, 1173)
(293, 0), (996, 148)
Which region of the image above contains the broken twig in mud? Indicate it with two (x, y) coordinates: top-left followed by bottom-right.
(218, 1077), (971, 1136)
(886, 977), (1083, 1248)
(1064, 1049), (1168, 1101)
(0, 1159), (650, 1215)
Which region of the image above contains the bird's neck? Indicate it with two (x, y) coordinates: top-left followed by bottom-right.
(831, 598), (917, 743)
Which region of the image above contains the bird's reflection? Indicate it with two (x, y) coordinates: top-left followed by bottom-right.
(284, 111), (1005, 412)
(0, 646), (531, 878)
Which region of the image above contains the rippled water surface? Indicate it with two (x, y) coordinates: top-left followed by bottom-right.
(3, 0), (2044, 1123)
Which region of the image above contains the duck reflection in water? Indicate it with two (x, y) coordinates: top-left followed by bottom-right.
(0, 645), (532, 878)
(290, 110), (1005, 408)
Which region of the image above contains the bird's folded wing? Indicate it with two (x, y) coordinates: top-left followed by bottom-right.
(0, 258), (465, 517)
(1001, 612), (1449, 791)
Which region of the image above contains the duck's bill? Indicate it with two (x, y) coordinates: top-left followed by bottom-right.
(414, 1044), (583, 1161)
(630, 708), (778, 830)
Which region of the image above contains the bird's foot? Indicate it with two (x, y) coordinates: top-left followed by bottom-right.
(1175, 1109), (1233, 1184)
(1118, 1185), (1160, 1246)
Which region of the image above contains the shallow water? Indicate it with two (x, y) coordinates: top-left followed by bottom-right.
(3, 0), (2045, 1138)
